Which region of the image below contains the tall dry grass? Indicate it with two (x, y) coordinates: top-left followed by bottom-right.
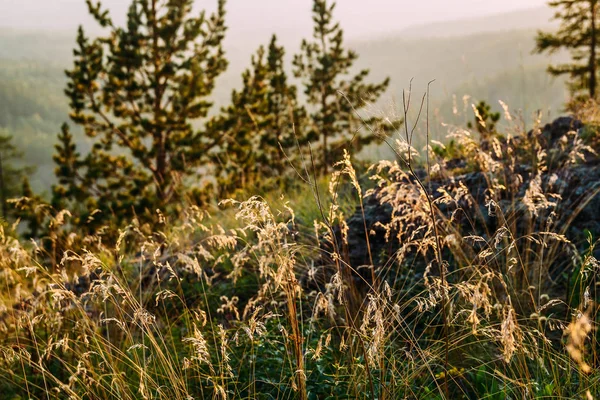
(0, 97), (599, 399)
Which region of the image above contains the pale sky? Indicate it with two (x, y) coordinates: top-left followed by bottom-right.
(1, 0), (549, 40)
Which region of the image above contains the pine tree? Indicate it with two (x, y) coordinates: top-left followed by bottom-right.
(0, 132), (33, 221)
(293, 0), (390, 175)
(264, 36), (308, 180)
(467, 101), (501, 139)
(536, 0), (600, 101)
(210, 35), (306, 196)
(15, 178), (45, 238)
(54, 0), (228, 228)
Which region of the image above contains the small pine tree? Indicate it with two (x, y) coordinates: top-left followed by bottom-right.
(467, 101), (501, 139)
(0, 132), (33, 221)
(536, 0), (600, 102)
(210, 35), (306, 196)
(54, 0), (228, 229)
(293, 0), (390, 175)
(16, 177), (45, 238)
(52, 123), (104, 230)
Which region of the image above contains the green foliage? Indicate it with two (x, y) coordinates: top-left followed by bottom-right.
(293, 0), (391, 175)
(580, 122), (600, 143)
(536, 0), (600, 101)
(53, 0), (228, 230)
(0, 132), (33, 221)
(209, 35), (307, 197)
(467, 100), (501, 138)
(14, 178), (45, 238)
(431, 139), (464, 161)
(51, 124), (98, 230)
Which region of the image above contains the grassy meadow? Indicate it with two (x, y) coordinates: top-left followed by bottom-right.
(0, 94), (599, 399)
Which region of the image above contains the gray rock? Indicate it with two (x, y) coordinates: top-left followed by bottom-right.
(328, 116), (600, 283)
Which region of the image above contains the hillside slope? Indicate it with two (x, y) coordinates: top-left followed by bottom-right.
(398, 6), (556, 38)
(351, 28), (568, 137)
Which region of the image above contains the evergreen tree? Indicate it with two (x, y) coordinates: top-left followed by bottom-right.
(17, 178), (44, 237)
(0, 132), (33, 221)
(467, 101), (501, 139)
(293, 0), (390, 175)
(53, 0), (228, 229)
(210, 35), (306, 196)
(536, 0), (600, 101)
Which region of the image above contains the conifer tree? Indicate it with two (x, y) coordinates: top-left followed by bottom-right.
(17, 178), (44, 238)
(0, 133), (32, 220)
(293, 0), (390, 175)
(211, 35), (306, 196)
(467, 101), (501, 139)
(53, 0), (228, 229)
(536, 0), (600, 101)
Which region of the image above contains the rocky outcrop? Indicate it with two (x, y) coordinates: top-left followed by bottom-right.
(331, 116), (600, 279)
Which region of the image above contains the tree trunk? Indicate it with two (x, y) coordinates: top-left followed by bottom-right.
(323, 127), (328, 175)
(156, 138), (167, 203)
(322, 95), (328, 176)
(320, 22), (329, 176)
(591, 0), (597, 99)
(151, 0), (168, 205)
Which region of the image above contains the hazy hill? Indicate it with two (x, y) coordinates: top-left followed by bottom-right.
(0, 29), (73, 63)
(398, 6), (556, 38)
(351, 28), (568, 135)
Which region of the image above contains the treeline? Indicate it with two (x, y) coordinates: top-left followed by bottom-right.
(2, 0), (598, 240)
(0, 0), (396, 237)
(0, 11), (574, 201)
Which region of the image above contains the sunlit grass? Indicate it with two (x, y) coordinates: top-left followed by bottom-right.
(0, 100), (599, 399)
